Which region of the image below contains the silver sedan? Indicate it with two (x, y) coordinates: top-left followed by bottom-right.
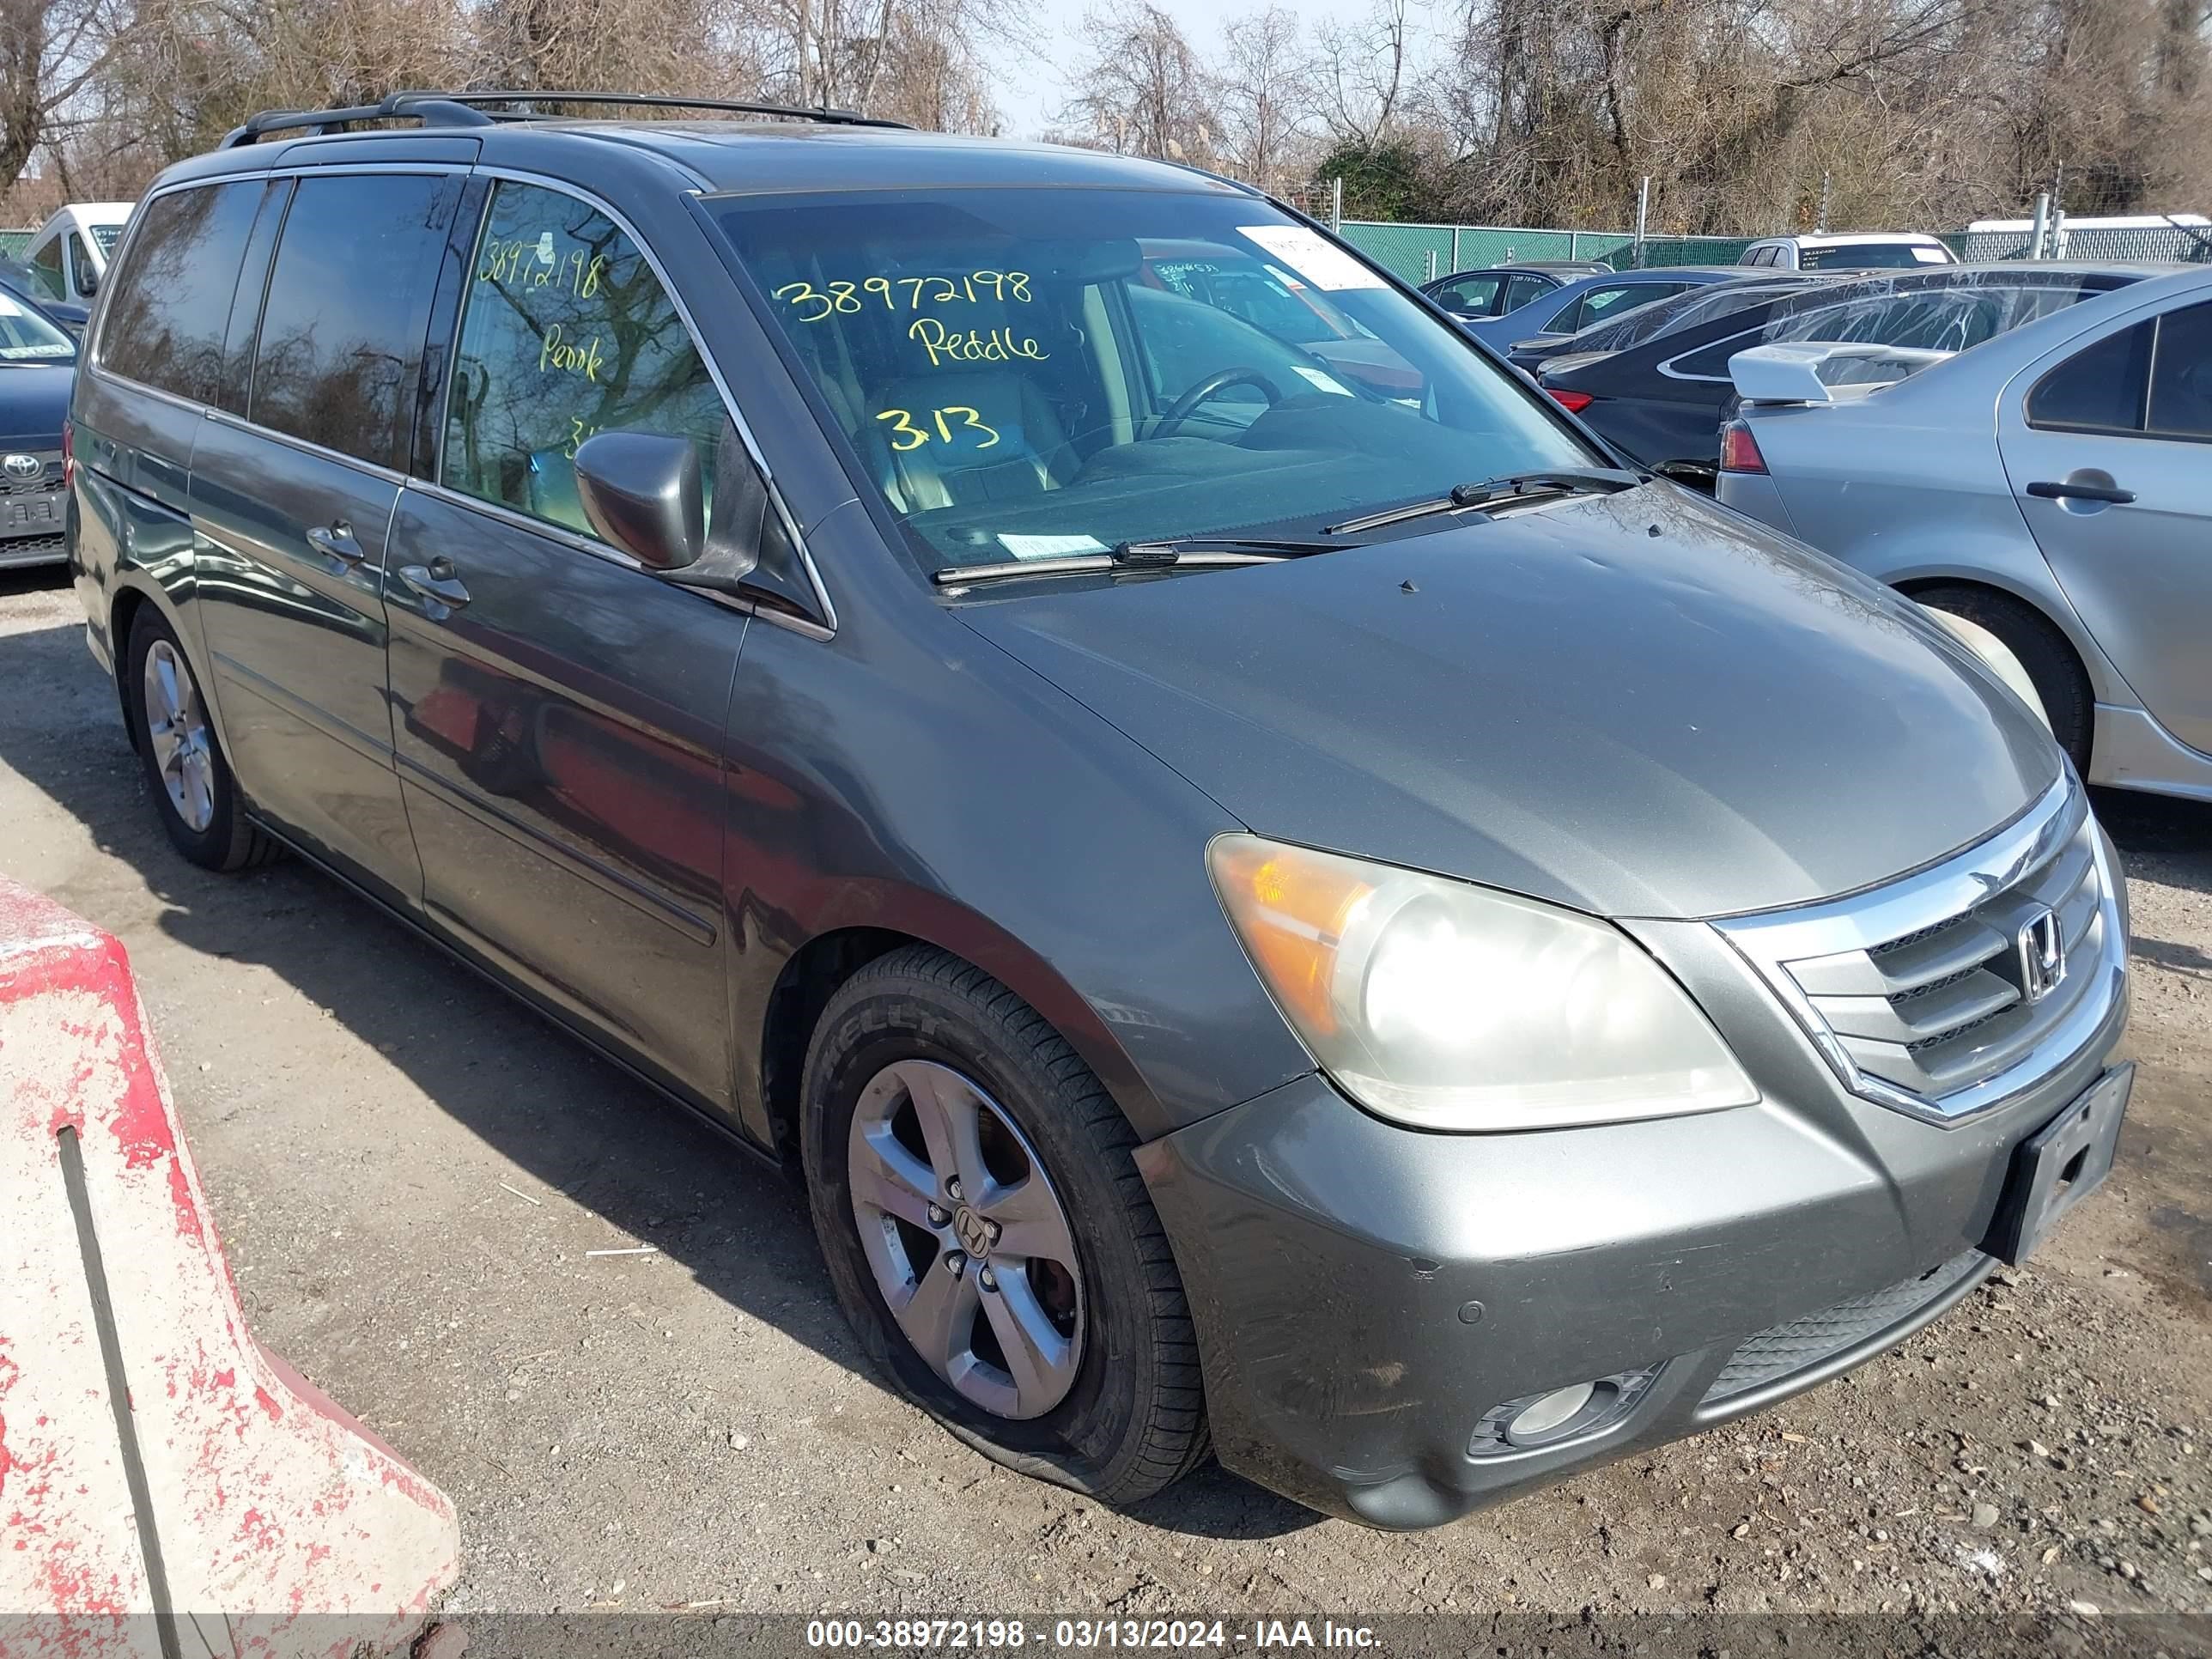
(1717, 264), (2212, 802)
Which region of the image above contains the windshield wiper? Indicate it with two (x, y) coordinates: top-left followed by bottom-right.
(1325, 468), (1644, 536)
(933, 536), (1344, 587)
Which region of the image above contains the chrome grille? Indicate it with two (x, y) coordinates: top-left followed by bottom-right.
(1715, 778), (2124, 1121)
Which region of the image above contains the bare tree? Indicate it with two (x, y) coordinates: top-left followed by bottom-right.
(1315, 0), (1413, 145)
(1060, 0), (1214, 161)
(0, 0), (133, 192)
(1214, 7), (1317, 190)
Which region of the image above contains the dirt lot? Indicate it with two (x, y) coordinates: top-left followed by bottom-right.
(4, 565), (2210, 1646)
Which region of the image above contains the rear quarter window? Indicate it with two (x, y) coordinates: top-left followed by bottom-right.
(98, 182), (264, 404)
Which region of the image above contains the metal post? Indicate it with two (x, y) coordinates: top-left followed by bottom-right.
(1451, 226), (1462, 269)
(2029, 191), (2050, 261)
(1330, 176), (1342, 233)
(1634, 177), (1650, 269)
(1425, 249), (1437, 281)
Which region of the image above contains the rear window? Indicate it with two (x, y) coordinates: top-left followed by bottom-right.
(90, 222), (126, 256)
(1672, 275), (2128, 379)
(1571, 279), (1811, 353)
(97, 182), (263, 404)
(1799, 243), (1951, 270)
(250, 173), (459, 469)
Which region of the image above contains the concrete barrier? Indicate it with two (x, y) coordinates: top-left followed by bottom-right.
(0, 880), (459, 1658)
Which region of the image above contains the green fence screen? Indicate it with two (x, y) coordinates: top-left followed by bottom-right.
(1337, 222), (1755, 281)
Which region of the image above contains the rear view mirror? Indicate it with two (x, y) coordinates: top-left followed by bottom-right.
(574, 431), (704, 573)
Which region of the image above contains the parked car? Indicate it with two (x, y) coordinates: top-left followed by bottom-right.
(1539, 265), (2150, 483)
(24, 203), (133, 307)
(1482, 265), (1771, 356)
(0, 286), (74, 568)
(1738, 232), (1956, 270)
(1419, 260), (1613, 324)
(0, 256), (88, 337)
(1504, 273), (1825, 373)
(1717, 264), (2212, 800)
(73, 92), (2130, 1530)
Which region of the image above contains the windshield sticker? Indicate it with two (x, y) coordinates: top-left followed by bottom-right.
(998, 533), (1106, 560)
(1911, 246), (1950, 263)
(1291, 366), (1354, 397)
(1236, 227), (1385, 291)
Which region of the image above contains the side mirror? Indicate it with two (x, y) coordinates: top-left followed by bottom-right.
(79, 270), (98, 297)
(574, 431), (704, 572)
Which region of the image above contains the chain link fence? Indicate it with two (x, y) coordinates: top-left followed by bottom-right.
(0, 228), (33, 259)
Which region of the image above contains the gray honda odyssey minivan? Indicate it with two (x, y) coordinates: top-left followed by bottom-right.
(68, 92), (2130, 1528)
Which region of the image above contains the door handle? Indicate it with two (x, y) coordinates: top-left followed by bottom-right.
(2027, 478), (2136, 505)
(398, 562), (471, 610)
(306, 520), (365, 564)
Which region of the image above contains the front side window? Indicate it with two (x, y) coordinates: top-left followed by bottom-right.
(443, 181), (729, 538)
(251, 172), (458, 468)
(98, 181), (263, 404)
(66, 233), (100, 297)
(2147, 301), (2212, 440)
(1502, 273), (1553, 312)
(711, 188), (1589, 572)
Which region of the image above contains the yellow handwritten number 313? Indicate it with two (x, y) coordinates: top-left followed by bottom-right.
(876, 406), (1001, 453)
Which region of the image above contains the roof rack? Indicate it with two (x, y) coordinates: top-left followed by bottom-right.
(218, 89), (912, 149)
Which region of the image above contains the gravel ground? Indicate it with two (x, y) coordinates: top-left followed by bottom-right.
(3, 565), (2209, 1652)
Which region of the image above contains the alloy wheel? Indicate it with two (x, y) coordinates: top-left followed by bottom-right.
(143, 638), (216, 833)
(847, 1058), (1085, 1419)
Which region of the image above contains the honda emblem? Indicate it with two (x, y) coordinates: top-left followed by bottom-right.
(2017, 907), (2065, 1002)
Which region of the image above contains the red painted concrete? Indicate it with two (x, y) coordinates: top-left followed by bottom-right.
(0, 878), (459, 1657)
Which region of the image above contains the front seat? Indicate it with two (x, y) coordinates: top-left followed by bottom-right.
(870, 372), (1080, 513)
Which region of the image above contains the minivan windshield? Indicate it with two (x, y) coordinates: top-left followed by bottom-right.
(709, 188), (1593, 571)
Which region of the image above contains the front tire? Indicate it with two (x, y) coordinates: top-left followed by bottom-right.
(1914, 584), (2093, 774)
(124, 606), (277, 872)
(801, 945), (1207, 1504)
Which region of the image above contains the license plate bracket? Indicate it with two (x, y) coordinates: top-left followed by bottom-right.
(1983, 1063), (2132, 1265)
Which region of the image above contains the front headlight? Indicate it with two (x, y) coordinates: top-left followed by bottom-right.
(1209, 836), (1758, 1132)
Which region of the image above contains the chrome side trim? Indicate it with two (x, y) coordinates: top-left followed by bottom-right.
(1714, 776), (2125, 1123)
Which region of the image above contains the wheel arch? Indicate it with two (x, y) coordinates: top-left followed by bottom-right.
(751, 892), (1189, 1167)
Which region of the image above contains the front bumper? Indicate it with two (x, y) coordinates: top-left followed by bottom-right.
(1133, 917), (2127, 1529)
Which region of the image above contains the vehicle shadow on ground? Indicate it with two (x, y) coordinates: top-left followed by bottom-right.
(0, 596), (1318, 1544)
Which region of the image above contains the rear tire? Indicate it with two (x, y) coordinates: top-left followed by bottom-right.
(124, 606), (278, 872)
(1913, 584), (2093, 774)
(800, 944), (1208, 1505)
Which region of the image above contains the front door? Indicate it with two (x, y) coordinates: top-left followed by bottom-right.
(1999, 297), (2212, 755)
(190, 169), (463, 902)
(384, 177), (746, 1109)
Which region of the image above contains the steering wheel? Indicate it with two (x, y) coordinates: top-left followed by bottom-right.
(1155, 367), (1282, 438)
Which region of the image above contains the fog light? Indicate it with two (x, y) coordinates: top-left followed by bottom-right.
(1510, 1382), (1595, 1438)
(1468, 1364), (1662, 1458)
